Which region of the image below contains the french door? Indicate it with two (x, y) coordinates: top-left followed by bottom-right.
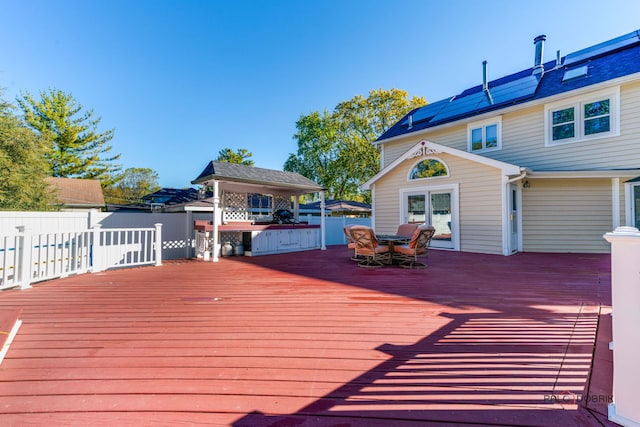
(402, 186), (458, 250)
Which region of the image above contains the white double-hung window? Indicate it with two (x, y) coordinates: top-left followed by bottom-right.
(545, 87), (619, 146)
(467, 116), (502, 153)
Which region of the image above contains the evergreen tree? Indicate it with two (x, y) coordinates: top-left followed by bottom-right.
(18, 88), (121, 186)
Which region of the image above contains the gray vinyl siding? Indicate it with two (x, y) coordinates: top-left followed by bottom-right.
(521, 178), (612, 253)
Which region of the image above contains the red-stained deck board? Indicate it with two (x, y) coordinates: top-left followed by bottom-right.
(0, 308), (21, 366)
(0, 247), (616, 426)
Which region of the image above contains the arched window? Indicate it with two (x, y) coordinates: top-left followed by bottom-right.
(409, 158), (448, 180)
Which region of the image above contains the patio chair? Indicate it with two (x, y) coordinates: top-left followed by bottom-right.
(395, 223), (420, 238)
(349, 225), (390, 268)
(343, 224), (360, 261)
(392, 225), (435, 269)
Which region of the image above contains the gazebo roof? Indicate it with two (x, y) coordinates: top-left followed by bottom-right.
(192, 161), (324, 195)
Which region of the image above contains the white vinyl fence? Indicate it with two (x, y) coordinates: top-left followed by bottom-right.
(1, 210), (369, 290)
(1, 223), (162, 291)
(304, 215), (371, 245)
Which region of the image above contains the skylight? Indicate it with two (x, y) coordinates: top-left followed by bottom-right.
(562, 66), (588, 82)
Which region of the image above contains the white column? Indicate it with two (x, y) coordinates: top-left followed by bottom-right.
(293, 196), (299, 221)
(604, 226), (640, 427)
(212, 181), (220, 262)
(320, 191), (326, 250)
(154, 223), (163, 266)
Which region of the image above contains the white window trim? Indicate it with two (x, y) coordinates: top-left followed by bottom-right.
(467, 116), (502, 153)
(544, 86), (620, 146)
(406, 157), (450, 182)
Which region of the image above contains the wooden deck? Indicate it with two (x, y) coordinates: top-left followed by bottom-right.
(0, 247), (615, 426)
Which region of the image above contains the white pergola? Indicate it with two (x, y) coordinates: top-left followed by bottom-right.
(192, 161), (327, 262)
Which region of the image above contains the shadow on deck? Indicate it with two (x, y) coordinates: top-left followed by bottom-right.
(0, 246), (614, 426)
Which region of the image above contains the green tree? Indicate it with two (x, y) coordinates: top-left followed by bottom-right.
(285, 88), (426, 201)
(283, 111), (353, 199)
(215, 148), (254, 166)
(0, 90), (56, 210)
(103, 167), (161, 204)
(18, 88), (121, 186)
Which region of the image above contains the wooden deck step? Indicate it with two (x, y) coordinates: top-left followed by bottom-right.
(0, 309), (22, 366)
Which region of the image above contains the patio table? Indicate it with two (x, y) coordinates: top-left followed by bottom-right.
(375, 234), (410, 264)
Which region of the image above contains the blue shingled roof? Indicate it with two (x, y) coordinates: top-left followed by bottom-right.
(378, 30), (640, 142)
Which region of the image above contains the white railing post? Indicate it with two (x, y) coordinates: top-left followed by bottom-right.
(185, 211), (193, 259)
(154, 223), (163, 266)
(604, 226), (640, 427)
(91, 224), (104, 273)
(16, 226), (32, 289)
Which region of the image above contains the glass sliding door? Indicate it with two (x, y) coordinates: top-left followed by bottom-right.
(407, 194), (426, 223)
(430, 192), (452, 245)
(403, 187), (456, 249)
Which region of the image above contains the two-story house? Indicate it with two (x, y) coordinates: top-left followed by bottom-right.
(363, 30), (640, 255)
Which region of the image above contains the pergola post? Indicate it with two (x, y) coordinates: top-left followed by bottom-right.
(320, 191), (326, 250)
(212, 180), (220, 262)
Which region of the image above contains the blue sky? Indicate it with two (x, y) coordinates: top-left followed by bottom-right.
(1, 0), (639, 188)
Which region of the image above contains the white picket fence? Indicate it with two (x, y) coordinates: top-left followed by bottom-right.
(0, 224), (162, 290)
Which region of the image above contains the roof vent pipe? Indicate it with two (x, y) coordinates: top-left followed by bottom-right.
(482, 60), (494, 104)
(556, 49), (562, 68)
(533, 34), (546, 75)
(482, 60), (489, 91)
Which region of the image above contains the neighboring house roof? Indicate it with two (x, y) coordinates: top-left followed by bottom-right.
(45, 177), (105, 209)
(192, 161), (325, 194)
(142, 188), (205, 205)
(162, 197), (369, 214)
(377, 30), (640, 142)
(299, 199), (371, 213)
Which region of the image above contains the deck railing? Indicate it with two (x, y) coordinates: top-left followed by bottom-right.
(0, 224), (162, 291)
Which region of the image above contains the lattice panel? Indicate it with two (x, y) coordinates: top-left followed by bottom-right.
(274, 195), (290, 211)
(162, 240), (188, 249)
(223, 192), (248, 221)
(220, 232), (242, 246)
